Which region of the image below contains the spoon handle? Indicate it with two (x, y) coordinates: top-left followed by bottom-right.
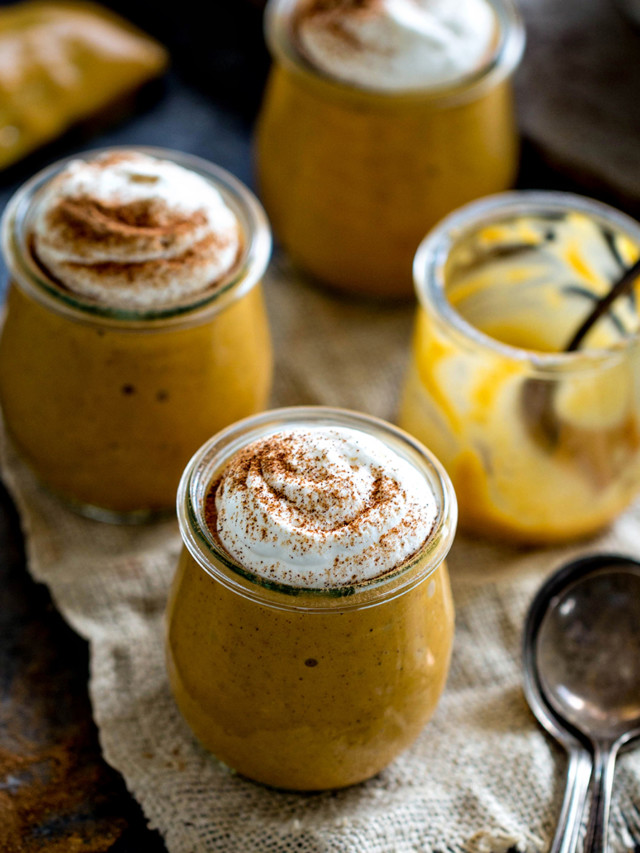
(583, 742), (619, 853)
(551, 747), (592, 853)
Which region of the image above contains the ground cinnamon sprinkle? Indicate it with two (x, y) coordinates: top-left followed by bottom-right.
(49, 196), (208, 237)
(299, 0), (379, 17)
(204, 475), (222, 536)
(198, 423), (436, 592)
(293, 0), (382, 52)
(33, 151), (245, 308)
(203, 430), (425, 587)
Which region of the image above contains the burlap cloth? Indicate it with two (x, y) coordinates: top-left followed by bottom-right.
(3, 252), (640, 853)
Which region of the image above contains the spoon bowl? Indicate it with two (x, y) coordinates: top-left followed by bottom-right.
(537, 562), (640, 742)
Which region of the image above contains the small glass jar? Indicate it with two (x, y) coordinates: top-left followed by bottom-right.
(166, 406), (457, 791)
(0, 147), (273, 522)
(256, 0), (524, 299)
(398, 191), (640, 543)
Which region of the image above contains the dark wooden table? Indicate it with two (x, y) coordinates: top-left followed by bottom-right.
(0, 2), (636, 849)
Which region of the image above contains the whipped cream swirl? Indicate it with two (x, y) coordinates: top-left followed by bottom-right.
(294, 0), (496, 91)
(32, 151), (241, 310)
(212, 426), (437, 588)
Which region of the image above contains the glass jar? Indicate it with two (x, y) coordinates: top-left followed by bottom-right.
(398, 191), (640, 543)
(166, 406), (457, 791)
(0, 147), (273, 522)
(255, 0), (524, 299)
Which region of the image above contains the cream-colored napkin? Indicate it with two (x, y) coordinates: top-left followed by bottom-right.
(4, 255), (640, 853)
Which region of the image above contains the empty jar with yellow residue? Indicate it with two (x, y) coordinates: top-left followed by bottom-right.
(398, 191), (640, 543)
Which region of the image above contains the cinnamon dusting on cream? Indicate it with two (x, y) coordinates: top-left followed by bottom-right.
(207, 426), (436, 588)
(294, 0), (382, 53)
(32, 150), (242, 310)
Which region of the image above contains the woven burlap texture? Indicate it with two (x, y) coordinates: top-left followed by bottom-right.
(4, 254), (640, 853)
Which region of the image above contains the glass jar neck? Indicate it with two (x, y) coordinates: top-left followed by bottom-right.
(177, 407), (458, 613)
(2, 147), (272, 331)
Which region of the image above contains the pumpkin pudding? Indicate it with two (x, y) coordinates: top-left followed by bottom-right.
(0, 148), (272, 520)
(166, 407), (456, 790)
(256, 0), (524, 298)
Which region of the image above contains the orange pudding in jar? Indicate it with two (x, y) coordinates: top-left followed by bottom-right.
(0, 147), (273, 521)
(256, 0), (524, 298)
(166, 407), (457, 790)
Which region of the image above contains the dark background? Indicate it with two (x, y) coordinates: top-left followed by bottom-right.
(0, 1), (634, 850)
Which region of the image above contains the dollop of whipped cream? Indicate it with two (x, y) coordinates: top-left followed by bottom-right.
(32, 151), (241, 310)
(294, 0), (496, 91)
(211, 426), (437, 588)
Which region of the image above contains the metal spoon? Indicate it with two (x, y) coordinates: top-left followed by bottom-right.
(522, 257), (640, 448)
(534, 554), (640, 852)
(523, 561), (593, 853)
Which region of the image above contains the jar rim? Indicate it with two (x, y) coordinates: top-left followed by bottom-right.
(176, 406), (458, 612)
(413, 190), (640, 371)
(1, 146), (272, 330)
(264, 0), (525, 105)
